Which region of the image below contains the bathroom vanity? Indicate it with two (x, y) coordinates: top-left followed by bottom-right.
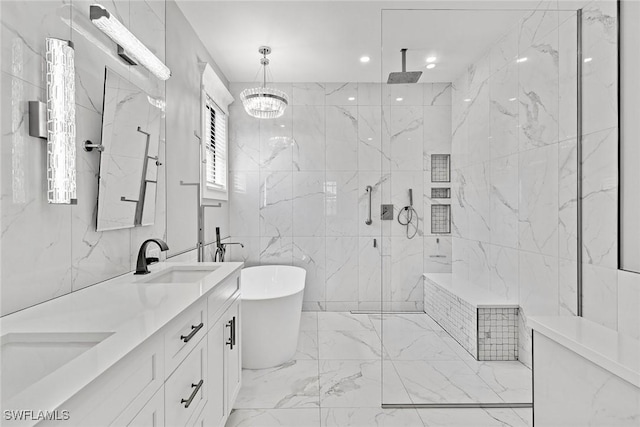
(0, 262), (243, 427)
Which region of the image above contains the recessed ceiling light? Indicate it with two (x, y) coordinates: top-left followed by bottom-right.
(426, 63), (436, 69)
(396, 97), (403, 102)
(367, 137), (373, 141)
(426, 56), (437, 63)
(348, 96), (356, 101)
(516, 57), (528, 63)
(509, 97), (517, 101)
(360, 56), (370, 63)
(584, 57), (593, 63)
(280, 124), (285, 128)
(463, 98), (471, 102)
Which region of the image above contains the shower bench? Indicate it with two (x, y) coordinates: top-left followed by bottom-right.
(423, 273), (519, 361)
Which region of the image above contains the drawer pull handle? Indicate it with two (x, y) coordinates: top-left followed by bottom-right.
(225, 316), (236, 349)
(180, 322), (204, 343)
(180, 379), (204, 408)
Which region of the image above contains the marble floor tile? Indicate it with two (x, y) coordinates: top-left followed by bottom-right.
(320, 408), (424, 427)
(300, 312), (319, 331)
(381, 331), (460, 361)
(234, 312), (532, 420)
(226, 409), (321, 427)
(370, 313), (441, 336)
(417, 408), (528, 426)
(319, 360), (410, 408)
(437, 335), (479, 364)
(295, 330), (319, 360)
(392, 361), (503, 404)
(318, 330), (383, 360)
(463, 361), (532, 403)
(318, 312), (374, 331)
(235, 360), (320, 409)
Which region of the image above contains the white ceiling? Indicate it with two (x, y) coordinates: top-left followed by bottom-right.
(176, 1), (538, 83)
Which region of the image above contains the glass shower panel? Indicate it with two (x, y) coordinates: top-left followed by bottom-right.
(380, 8), (579, 410)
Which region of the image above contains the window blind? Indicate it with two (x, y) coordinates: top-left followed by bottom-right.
(205, 97), (227, 189)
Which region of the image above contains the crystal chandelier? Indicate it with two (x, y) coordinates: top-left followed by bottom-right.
(240, 46), (289, 119)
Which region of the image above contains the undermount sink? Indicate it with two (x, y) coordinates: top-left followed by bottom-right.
(140, 266), (219, 284)
(1, 332), (113, 397)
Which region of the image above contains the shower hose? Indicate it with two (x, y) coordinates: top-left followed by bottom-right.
(398, 204), (418, 239)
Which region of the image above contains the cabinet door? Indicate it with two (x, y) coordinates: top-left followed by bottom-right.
(116, 387), (165, 427)
(165, 338), (207, 427)
(207, 319), (226, 426)
(225, 297), (242, 412)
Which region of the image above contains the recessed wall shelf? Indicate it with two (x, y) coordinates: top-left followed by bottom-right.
(431, 204), (451, 234)
(431, 188), (451, 199)
(431, 154), (451, 183)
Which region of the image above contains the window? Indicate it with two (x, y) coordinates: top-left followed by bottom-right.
(200, 62), (233, 202)
(205, 97), (227, 190)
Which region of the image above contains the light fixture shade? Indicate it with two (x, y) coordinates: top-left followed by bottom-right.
(240, 87), (289, 119)
(45, 38), (77, 204)
(90, 4), (171, 80)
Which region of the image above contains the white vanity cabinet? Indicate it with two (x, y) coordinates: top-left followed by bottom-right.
(206, 272), (242, 426)
(39, 334), (165, 427)
(32, 267), (243, 427)
(224, 297), (242, 412)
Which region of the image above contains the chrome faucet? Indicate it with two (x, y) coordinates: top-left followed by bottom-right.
(134, 238), (169, 275)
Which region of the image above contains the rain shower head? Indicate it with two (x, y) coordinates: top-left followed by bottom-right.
(387, 48), (423, 84)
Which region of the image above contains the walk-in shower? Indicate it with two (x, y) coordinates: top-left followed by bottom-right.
(377, 6), (583, 412)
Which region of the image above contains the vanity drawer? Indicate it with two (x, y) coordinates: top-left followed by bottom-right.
(165, 338), (207, 427)
(207, 272), (239, 325)
(165, 300), (207, 377)
(40, 334), (164, 427)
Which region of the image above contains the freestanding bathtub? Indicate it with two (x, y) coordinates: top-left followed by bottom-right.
(240, 265), (306, 369)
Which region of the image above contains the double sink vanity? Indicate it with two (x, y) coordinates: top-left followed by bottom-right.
(1, 262), (244, 427)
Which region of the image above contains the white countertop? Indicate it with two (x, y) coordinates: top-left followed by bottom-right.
(0, 261), (243, 424)
(528, 316), (640, 388)
(423, 273), (519, 308)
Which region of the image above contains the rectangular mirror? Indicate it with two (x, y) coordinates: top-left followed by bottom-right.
(620, 0), (640, 272)
(96, 68), (163, 231)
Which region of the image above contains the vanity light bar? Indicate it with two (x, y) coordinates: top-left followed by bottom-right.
(89, 4), (171, 81)
(45, 38), (77, 204)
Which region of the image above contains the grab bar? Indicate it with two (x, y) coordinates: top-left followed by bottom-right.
(365, 186), (373, 225)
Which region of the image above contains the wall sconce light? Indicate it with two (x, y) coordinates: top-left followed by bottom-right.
(29, 38), (77, 204)
(89, 4), (171, 81)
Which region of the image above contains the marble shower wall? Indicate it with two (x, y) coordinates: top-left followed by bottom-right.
(0, 0), (228, 316)
(227, 82), (453, 311)
(578, 0), (640, 341)
(450, 0), (633, 366)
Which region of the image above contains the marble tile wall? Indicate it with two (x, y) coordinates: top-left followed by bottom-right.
(1, 0), (228, 316)
(450, 0), (632, 365)
(424, 277), (477, 356)
(227, 82), (453, 311)
(165, 0), (229, 258)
